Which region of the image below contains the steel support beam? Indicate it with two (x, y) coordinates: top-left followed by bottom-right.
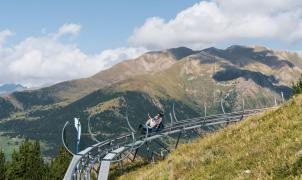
(175, 132), (182, 149)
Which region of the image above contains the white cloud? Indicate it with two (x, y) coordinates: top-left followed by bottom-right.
(0, 24), (147, 87)
(53, 23), (82, 39)
(4, 0), (302, 87)
(129, 0), (302, 49)
(0, 30), (14, 46)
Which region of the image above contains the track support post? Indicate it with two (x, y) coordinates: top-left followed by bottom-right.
(175, 132), (182, 149)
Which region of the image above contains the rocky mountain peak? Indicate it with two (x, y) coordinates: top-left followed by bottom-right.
(166, 47), (196, 60)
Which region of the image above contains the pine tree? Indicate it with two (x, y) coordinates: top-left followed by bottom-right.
(5, 139), (49, 180)
(0, 149), (6, 180)
(50, 147), (72, 180)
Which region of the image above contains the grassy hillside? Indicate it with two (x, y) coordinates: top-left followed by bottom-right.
(0, 89), (201, 156)
(10, 49), (184, 108)
(0, 97), (17, 119)
(0, 45), (299, 156)
(119, 94), (302, 179)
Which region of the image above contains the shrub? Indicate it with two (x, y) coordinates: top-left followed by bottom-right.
(292, 74), (302, 95)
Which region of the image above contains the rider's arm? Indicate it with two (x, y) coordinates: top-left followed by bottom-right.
(148, 113), (152, 119)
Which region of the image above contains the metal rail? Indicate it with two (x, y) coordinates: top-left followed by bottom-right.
(64, 106), (276, 180)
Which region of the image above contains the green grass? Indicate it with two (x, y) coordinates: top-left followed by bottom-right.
(0, 133), (52, 161)
(118, 94), (302, 179)
(0, 134), (24, 160)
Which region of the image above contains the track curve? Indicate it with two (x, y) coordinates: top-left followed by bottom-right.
(64, 106), (277, 180)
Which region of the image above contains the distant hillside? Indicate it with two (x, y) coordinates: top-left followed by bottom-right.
(0, 84), (26, 95)
(0, 45), (300, 156)
(119, 94), (302, 179)
(9, 47), (192, 108)
(0, 97), (17, 119)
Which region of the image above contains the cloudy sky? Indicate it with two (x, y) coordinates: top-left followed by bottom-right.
(1, 0), (302, 87)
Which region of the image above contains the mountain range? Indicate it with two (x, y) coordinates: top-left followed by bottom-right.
(0, 84), (26, 95)
(0, 45), (301, 156)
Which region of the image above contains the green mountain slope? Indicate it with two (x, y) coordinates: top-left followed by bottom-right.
(8, 48), (192, 109)
(0, 45), (301, 156)
(0, 97), (17, 119)
(118, 94), (302, 179)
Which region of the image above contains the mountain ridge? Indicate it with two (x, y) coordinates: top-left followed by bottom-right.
(5, 45), (301, 108)
(0, 45), (300, 156)
(0, 84), (26, 95)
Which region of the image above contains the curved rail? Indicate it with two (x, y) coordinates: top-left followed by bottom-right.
(62, 121), (75, 156)
(64, 106), (277, 180)
(87, 114), (101, 143)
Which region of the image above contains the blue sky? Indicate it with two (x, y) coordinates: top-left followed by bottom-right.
(0, 0), (200, 53)
(1, 0), (302, 86)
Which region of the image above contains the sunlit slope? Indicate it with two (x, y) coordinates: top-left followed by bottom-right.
(119, 95), (302, 179)
(0, 45), (301, 156)
(8, 48), (190, 109)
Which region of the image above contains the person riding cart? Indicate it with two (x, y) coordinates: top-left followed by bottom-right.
(139, 111), (164, 134)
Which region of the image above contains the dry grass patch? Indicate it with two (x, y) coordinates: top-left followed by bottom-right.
(118, 95), (302, 180)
